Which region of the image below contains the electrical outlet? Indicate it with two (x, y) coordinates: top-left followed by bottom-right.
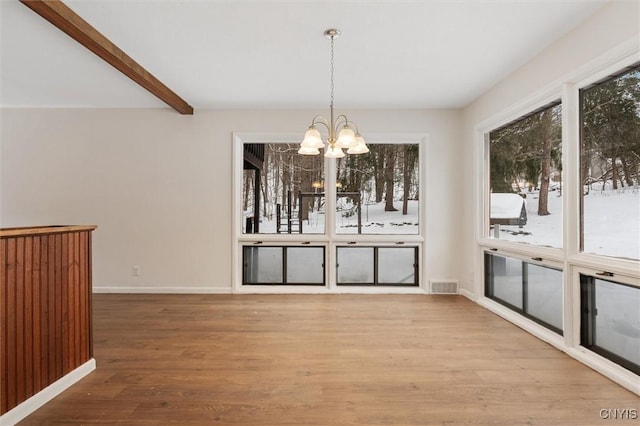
(132, 265), (141, 276)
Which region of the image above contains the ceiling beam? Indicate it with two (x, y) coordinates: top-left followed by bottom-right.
(20, 0), (194, 115)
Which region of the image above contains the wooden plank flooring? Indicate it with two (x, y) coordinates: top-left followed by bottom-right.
(18, 294), (639, 425)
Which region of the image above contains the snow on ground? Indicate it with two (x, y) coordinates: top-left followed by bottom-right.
(335, 198), (419, 235)
(247, 187), (639, 259)
(583, 188), (640, 260)
(493, 191), (563, 248)
(248, 199), (419, 235)
(493, 187), (639, 260)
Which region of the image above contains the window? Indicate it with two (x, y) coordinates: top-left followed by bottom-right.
(243, 245), (325, 285)
(488, 102), (563, 248)
(485, 252), (563, 334)
(335, 143), (419, 235)
(242, 143), (325, 234)
(580, 64), (640, 260)
(478, 60), (640, 390)
(486, 253), (523, 309)
(336, 245), (418, 286)
(581, 274), (640, 374)
(235, 134), (425, 291)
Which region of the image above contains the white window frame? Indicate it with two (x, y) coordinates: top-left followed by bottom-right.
(478, 92), (565, 261)
(232, 132), (429, 294)
(473, 39), (640, 394)
(483, 248), (565, 332)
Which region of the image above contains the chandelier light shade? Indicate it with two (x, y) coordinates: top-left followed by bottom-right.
(298, 29), (369, 158)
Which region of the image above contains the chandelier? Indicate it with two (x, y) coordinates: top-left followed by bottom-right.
(298, 29), (369, 158)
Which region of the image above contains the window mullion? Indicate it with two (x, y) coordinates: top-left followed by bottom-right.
(282, 247), (288, 285)
(325, 156), (337, 239)
(562, 82), (580, 259)
(522, 261), (529, 314)
(373, 247), (379, 285)
(579, 275), (594, 347)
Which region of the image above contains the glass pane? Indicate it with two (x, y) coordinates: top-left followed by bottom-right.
(242, 143), (325, 234)
(594, 279), (640, 367)
(526, 264), (563, 330)
(243, 246), (283, 284)
(488, 254), (523, 309)
(581, 66), (640, 260)
(488, 103), (563, 248)
(378, 247), (416, 284)
(337, 247), (374, 284)
(287, 247), (324, 284)
(335, 144), (419, 235)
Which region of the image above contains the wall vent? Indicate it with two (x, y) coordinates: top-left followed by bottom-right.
(430, 280), (459, 295)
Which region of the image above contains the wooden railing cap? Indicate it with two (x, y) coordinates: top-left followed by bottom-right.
(0, 225), (97, 238)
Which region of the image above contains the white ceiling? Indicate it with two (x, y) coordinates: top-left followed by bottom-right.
(0, 0), (609, 111)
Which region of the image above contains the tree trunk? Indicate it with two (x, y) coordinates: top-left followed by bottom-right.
(384, 146), (398, 212)
(612, 160), (621, 189)
(538, 109), (552, 216)
(253, 169), (261, 233)
(580, 148), (590, 192)
(621, 158), (634, 187)
(347, 156), (362, 193)
(402, 146), (416, 215)
(374, 148), (384, 203)
(300, 156), (312, 220)
(269, 147), (278, 220)
(281, 152), (290, 210)
(261, 169), (269, 219)
(243, 170), (251, 211)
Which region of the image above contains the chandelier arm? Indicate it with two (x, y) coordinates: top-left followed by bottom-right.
(311, 116), (331, 133)
(333, 114), (350, 132)
(335, 114), (350, 123)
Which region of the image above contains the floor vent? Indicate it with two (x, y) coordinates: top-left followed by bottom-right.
(430, 280), (459, 295)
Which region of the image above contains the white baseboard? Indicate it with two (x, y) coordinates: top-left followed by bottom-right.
(566, 347), (640, 396)
(0, 359), (96, 426)
(476, 297), (640, 396)
(93, 286), (232, 294)
(459, 288), (476, 301)
(477, 297), (566, 350)
(232, 285), (428, 295)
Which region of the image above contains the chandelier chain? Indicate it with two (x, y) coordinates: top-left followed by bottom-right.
(330, 34), (334, 110)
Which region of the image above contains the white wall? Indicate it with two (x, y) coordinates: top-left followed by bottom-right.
(459, 0), (640, 296)
(0, 108), (463, 291)
(5, 1), (633, 294)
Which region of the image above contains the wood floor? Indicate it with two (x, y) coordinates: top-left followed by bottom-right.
(17, 294), (639, 425)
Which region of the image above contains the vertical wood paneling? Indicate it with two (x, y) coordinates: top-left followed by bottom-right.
(6, 237), (17, 410)
(32, 236), (42, 393)
(15, 237), (25, 404)
(87, 232), (93, 357)
(54, 233), (62, 380)
(47, 234), (55, 385)
(24, 236), (34, 399)
(1, 228), (94, 414)
(65, 232), (74, 374)
(40, 235), (49, 390)
(79, 232), (88, 361)
(73, 232), (80, 367)
(61, 232), (69, 375)
(1, 238), (7, 414)
(68, 233), (75, 369)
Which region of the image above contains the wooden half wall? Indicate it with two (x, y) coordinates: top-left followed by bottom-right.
(1, 225), (96, 415)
